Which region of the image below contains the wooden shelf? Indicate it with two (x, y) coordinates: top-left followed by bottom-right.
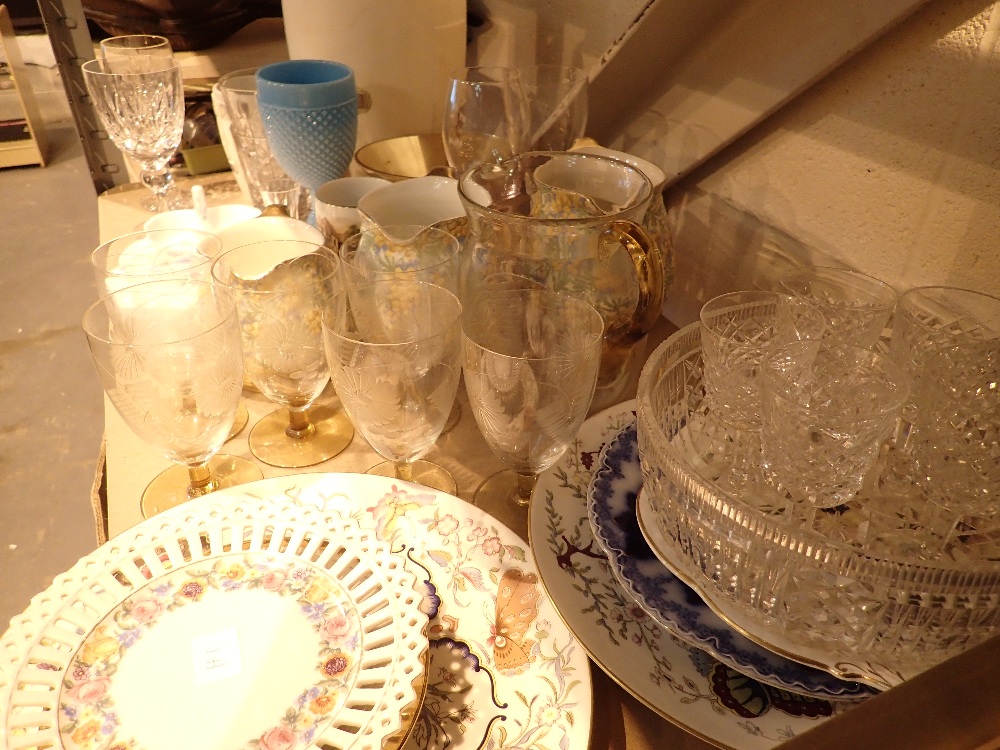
(0, 4), (47, 168)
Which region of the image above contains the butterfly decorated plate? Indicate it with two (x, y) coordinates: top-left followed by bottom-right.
(587, 420), (876, 702)
(529, 401), (860, 750)
(187, 473), (592, 750)
(0, 493), (427, 750)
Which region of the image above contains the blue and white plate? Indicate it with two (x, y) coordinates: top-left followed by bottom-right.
(587, 421), (877, 702)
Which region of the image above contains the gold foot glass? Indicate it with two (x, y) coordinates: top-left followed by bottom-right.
(140, 454), (261, 518)
(323, 279), (463, 491)
(248, 404), (354, 469)
(212, 240), (354, 468)
(83, 279), (263, 517)
(365, 459), (457, 495)
(463, 287), (604, 516)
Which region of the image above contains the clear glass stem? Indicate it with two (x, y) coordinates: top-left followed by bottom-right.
(187, 462), (218, 498)
(286, 408), (316, 440)
(515, 472), (537, 507)
(141, 166), (175, 211)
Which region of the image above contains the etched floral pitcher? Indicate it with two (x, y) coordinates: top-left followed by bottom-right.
(458, 151), (666, 411)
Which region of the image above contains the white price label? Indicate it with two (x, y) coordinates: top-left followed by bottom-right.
(191, 627), (243, 686)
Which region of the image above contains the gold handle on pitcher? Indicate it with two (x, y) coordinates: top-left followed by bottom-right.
(600, 218), (666, 343)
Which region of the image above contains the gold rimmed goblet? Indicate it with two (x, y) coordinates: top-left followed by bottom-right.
(323, 279), (463, 493)
(212, 240), (354, 468)
(83, 279), (263, 518)
(463, 286), (603, 519)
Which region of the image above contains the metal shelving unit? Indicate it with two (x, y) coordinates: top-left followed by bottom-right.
(36, 0), (126, 192)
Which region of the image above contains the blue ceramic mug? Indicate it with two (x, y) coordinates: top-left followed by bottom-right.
(256, 60), (359, 194)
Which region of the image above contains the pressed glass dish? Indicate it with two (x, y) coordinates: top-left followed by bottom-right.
(635, 322), (1000, 689)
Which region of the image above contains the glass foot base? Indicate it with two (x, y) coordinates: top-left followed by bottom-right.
(140, 455), (263, 519)
(366, 460), (456, 495)
(472, 470), (533, 539)
(440, 401), (461, 435)
(249, 404), (354, 468)
(228, 402), (250, 441)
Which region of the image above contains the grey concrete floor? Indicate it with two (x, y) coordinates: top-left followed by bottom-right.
(0, 116), (106, 630)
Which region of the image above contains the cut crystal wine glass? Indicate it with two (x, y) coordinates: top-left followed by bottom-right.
(81, 56), (185, 212)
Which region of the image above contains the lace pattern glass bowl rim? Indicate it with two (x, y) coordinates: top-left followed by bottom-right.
(587, 419), (876, 701)
(0, 493), (428, 750)
(635, 322), (1000, 689)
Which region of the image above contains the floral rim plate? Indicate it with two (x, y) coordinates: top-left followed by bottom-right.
(180, 473), (592, 750)
(0, 493), (428, 750)
(530, 401), (857, 750)
(587, 420), (876, 701)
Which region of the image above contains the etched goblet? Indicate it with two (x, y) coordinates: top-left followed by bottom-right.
(212, 241), (354, 468)
(90, 229), (219, 296)
(83, 279), (262, 518)
(340, 225), (464, 431)
(91, 228), (251, 438)
(81, 56), (184, 212)
(463, 287), (603, 512)
(323, 279), (463, 493)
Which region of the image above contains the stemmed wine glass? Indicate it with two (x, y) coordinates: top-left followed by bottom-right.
(519, 64), (588, 151)
(442, 66), (528, 175)
(90, 229), (218, 296)
(90, 228), (251, 438)
(83, 279), (263, 518)
(340, 225), (465, 432)
(463, 286), (603, 517)
(211, 241), (354, 468)
(99, 34), (173, 73)
(323, 279), (463, 493)
(81, 55), (185, 212)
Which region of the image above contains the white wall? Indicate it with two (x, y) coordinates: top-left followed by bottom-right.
(468, 0), (649, 70)
(662, 0), (1000, 323)
(468, 0), (1000, 325)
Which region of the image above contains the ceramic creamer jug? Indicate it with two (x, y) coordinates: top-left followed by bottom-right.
(458, 151), (666, 412)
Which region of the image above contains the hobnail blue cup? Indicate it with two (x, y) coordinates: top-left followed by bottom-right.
(256, 60), (359, 193)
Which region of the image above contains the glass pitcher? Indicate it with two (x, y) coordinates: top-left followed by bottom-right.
(458, 151), (666, 411)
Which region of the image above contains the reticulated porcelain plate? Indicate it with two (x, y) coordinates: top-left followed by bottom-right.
(587, 420), (876, 701)
(2, 474), (593, 750)
(241, 473), (594, 750)
(530, 401), (858, 750)
(0, 493), (427, 750)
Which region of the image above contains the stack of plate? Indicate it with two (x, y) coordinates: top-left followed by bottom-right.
(1, 473), (596, 750)
(529, 401), (880, 750)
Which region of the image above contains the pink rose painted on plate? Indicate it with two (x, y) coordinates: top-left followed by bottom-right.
(320, 611), (352, 644)
(129, 597), (161, 623)
(259, 724), (297, 750)
(66, 677), (111, 703)
(261, 570), (287, 591)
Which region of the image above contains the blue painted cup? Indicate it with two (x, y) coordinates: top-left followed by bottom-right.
(256, 60), (359, 193)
